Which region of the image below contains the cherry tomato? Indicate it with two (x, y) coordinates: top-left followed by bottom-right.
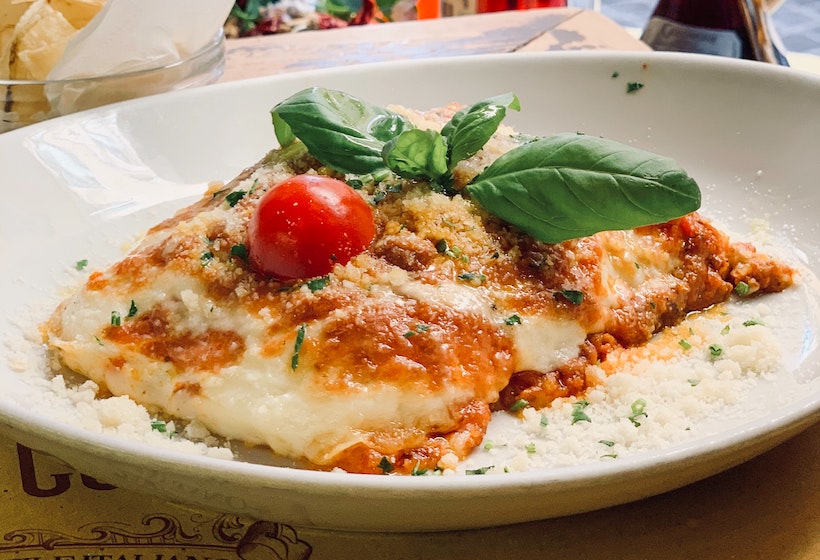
(248, 174), (376, 279)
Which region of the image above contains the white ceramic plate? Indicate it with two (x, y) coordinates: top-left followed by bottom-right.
(1, 52), (819, 532)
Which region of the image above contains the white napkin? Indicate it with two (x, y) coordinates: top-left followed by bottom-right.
(48, 0), (235, 80)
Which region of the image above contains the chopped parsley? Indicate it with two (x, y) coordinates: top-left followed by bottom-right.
(306, 275), (330, 292)
(504, 314), (522, 326)
(230, 244), (249, 262)
(557, 289), (584, 305)
(378, 456), (394, 474)
(403, 324), (430, 338)
(599, 440), (618, 458)
(457, 272), (486, 285)
(626, 81), (644, 94)
(628, 398), (648, 427)
(508, 398), (529, 413)
(571, 400), (591, 424)
(74, 259), (88, 271)
(435, 239), (468, 262)
(110, 311), (122, 327)
(708, 344), (723, 358)
(371, 190), (387, 204)
(734, 281), (751, 296)
(225, 189), (247, 207)
(291, 323), (307, 370)
(150, 420), (167, 433)
(410, 462), (428, 476)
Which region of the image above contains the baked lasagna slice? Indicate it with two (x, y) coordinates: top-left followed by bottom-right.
(42, 91), (794, 474)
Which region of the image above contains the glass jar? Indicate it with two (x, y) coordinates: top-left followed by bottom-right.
(1, 30), (225, 133)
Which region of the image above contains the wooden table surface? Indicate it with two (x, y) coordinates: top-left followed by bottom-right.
(1, 8), (817, 560)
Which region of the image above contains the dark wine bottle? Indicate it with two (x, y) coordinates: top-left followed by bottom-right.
(641, 0), (788, 65)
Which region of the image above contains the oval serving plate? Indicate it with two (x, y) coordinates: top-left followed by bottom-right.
(0, 52), (818, 532)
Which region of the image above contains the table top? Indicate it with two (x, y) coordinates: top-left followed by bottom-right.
(1, 9), (817, 560)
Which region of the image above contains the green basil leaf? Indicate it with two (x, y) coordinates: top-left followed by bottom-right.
(441, 93), (520, 170)
(467, 133), (701, 243)
(383, 129), (449, 181)
(271, 111), (295, 147)
(270, 87), (413, 175)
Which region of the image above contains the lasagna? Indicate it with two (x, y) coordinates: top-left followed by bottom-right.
(42, 92), (795, 474)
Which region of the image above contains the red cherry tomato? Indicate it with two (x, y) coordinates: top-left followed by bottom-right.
(248, 174), (376, 279)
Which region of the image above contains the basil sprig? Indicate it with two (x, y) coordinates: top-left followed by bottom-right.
(466, 133), (701, 243)
(271, 87), (413, 176)
(269, 88), (701, 244)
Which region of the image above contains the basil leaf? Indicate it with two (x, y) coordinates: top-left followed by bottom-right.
(383, 129), (449, 181)
(441, 93), (520, 170)
(467, 133), (701, 243)
(270, 87), (413, 175)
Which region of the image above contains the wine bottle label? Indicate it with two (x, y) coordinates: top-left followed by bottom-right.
(641, 16), (743, 58)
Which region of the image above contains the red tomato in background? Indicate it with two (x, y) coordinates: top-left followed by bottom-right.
(248, 174), (376, 279)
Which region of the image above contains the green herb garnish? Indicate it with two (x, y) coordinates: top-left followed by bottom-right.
(571, 400), (591, 424)
(508, 399), (529, 413)
(410, 462), (428, 476)
(457, 272), (486, 285)
(743, 318), (765, 327)
(557, 290), (584, 305)
(626, 81), (644, 94)
(504, 314), (522, 326)
(306, 275), (330, 292)
(230, 244), (249, 262)
(466, 466), (494, 475)
(467, 133), (700, 243)
(75, 259), (88, 271)
(291, 323), (307, 370)
(127, 300), (138, 318)
(628, 398), (648, 427)
(679, 339), (692, 350)
(735, 282), (751, 296)
(270, 88), (700, 246)
(110, 311), (121, 327)
(378, 456), (394, 474)
(225, 190), (247, 207)
(403, 324), (430, 338)
(708, 344), (723, 358)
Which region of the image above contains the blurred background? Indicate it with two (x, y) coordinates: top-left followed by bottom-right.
(227, 0), (819, 56)
(601, 0), (819, 55)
